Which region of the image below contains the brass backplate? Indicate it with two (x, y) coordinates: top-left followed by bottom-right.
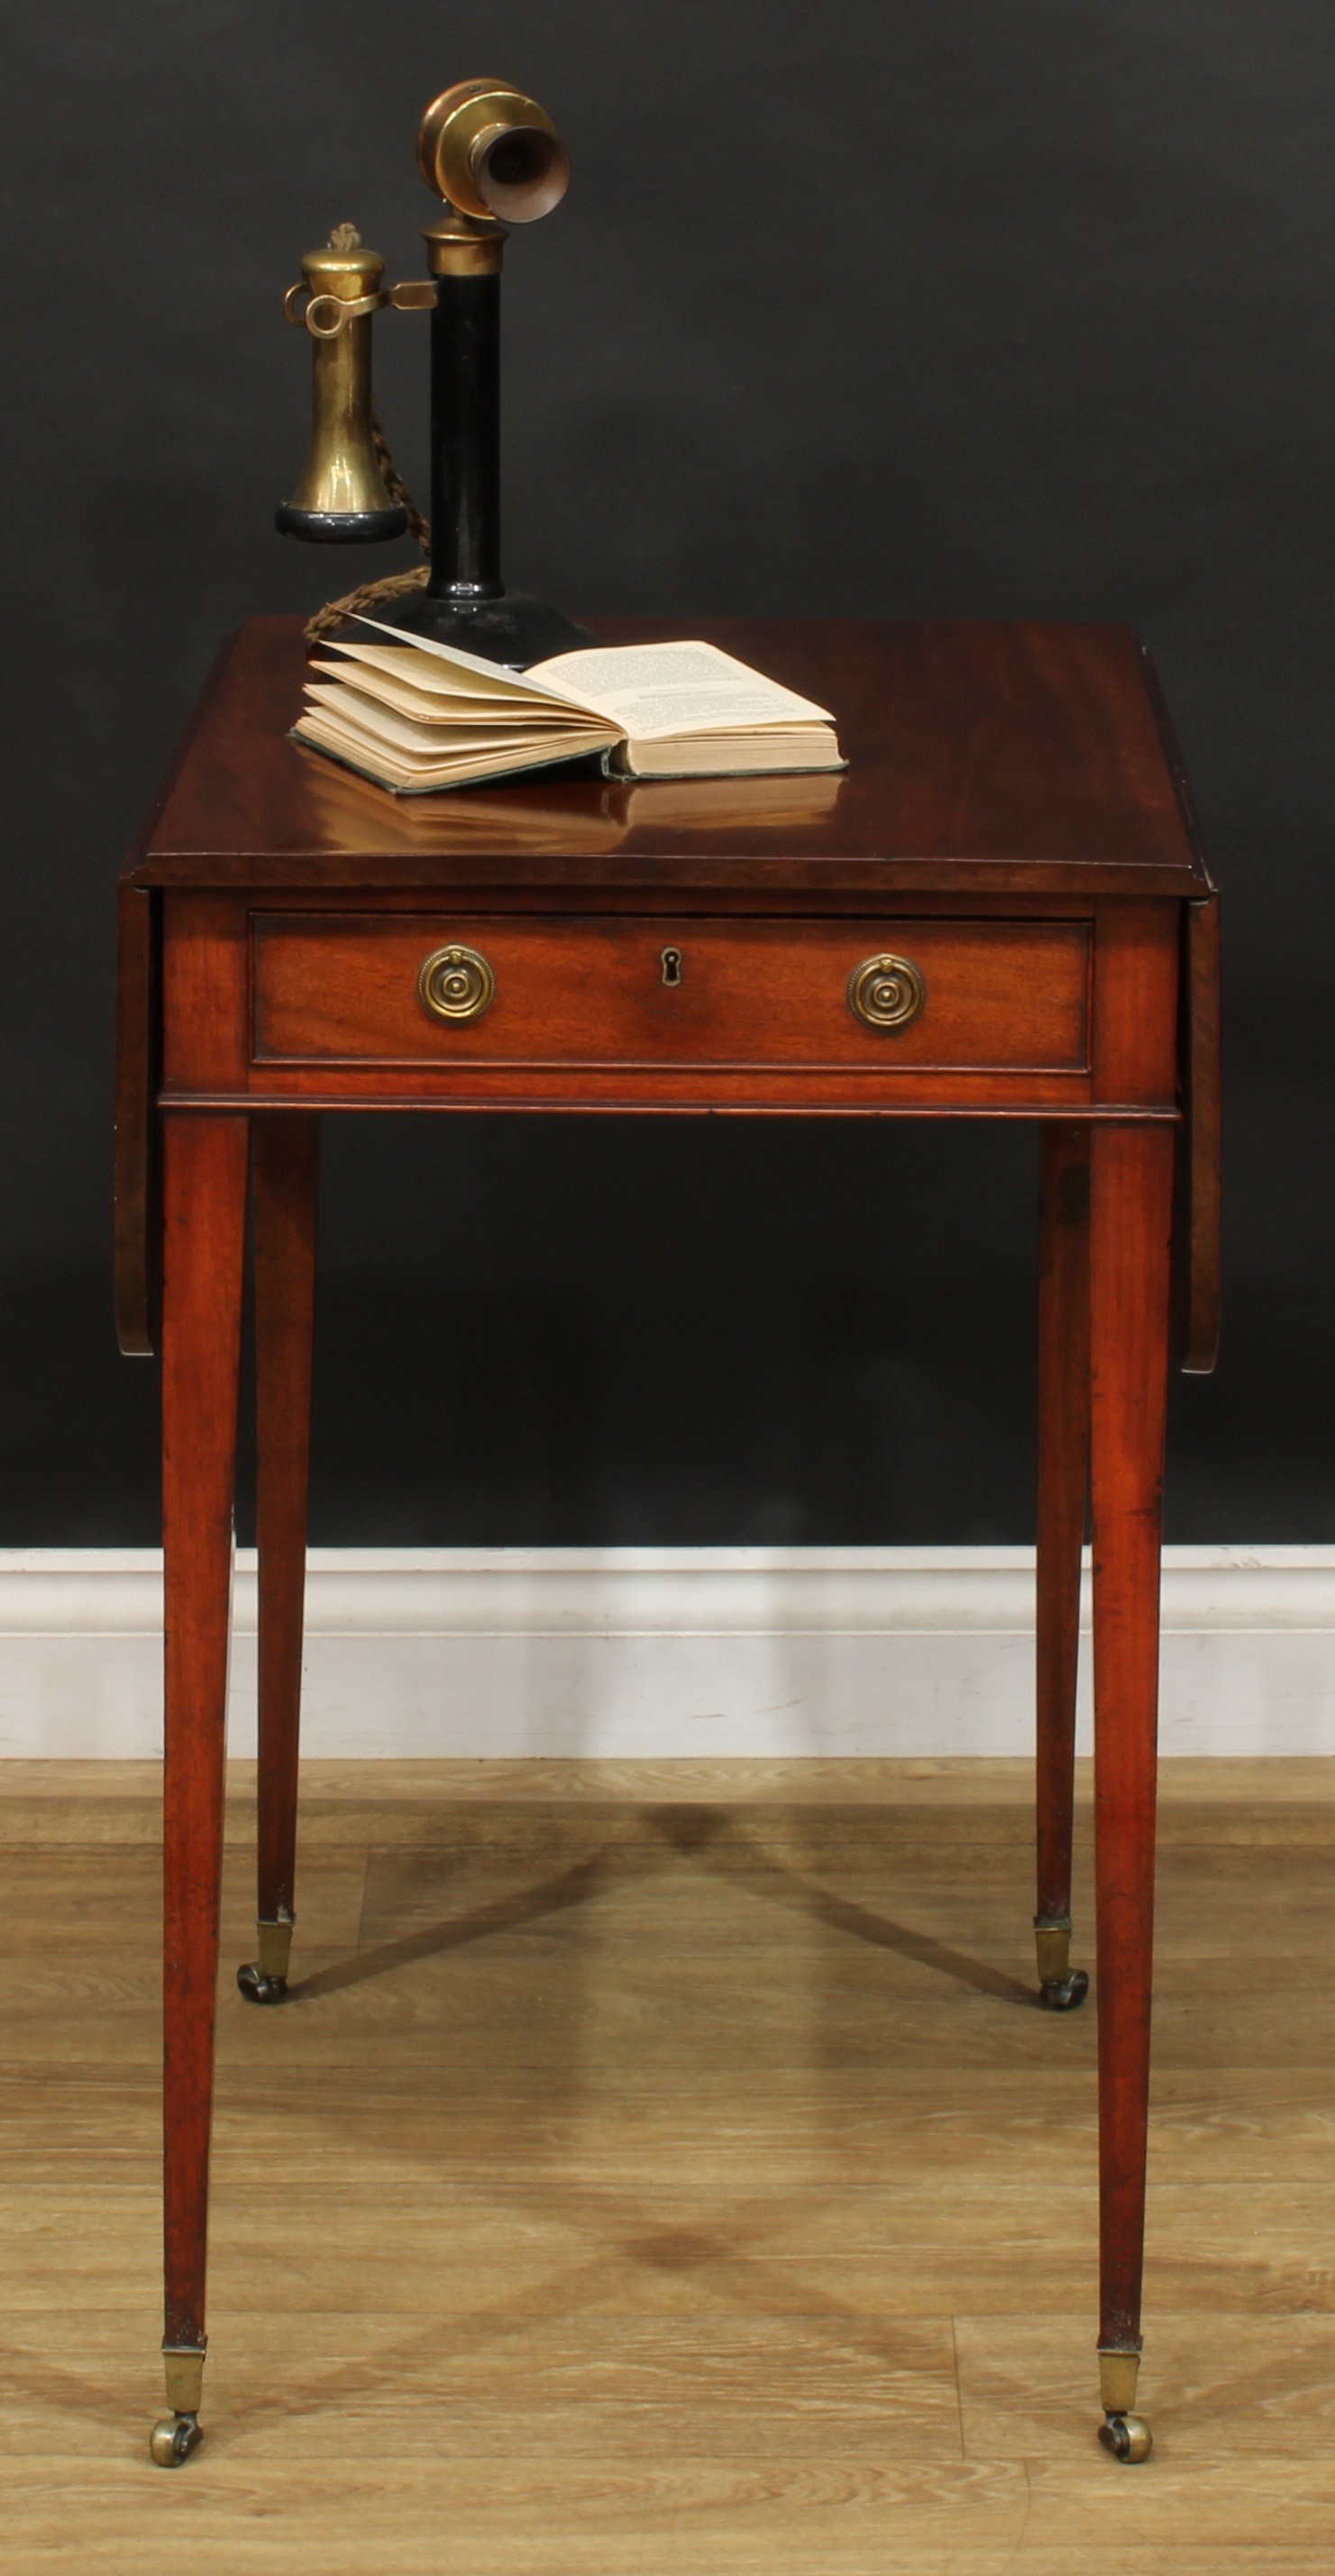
(418, 943), (497, 1023)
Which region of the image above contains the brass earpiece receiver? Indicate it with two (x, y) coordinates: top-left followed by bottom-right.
(276, 226), (407, 543)
(277, 78), (589, 665)
(416, 78), (570, 224)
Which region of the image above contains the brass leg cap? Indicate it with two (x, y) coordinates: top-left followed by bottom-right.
(1099, 2411), (1153, 2463)
(239, 1918), (293, 2002)
(1039, 1967), (1090, 2012)
(150, 2411), (203, 2468)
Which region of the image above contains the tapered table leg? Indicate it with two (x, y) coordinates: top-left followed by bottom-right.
(1089, 1120), (1174, 2466)
(154, 1112), (249, 2467)
(1035, 1123), (1091, 2011)
(238, 1114), (320, 2008)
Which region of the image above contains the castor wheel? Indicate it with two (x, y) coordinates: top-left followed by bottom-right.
(150, 2411), (203, 2468)
(1039, 1966), (1090, 2012)
(237, 1960), (288, 2005)
(238, 1919), (293, 2003)
(1099, 2411), (1153, 2463)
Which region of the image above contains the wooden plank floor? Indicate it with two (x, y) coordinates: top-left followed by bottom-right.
(2, 1756), (1333, 2571)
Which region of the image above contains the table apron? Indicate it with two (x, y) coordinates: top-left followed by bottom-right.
(158, 894), (1182, 1116)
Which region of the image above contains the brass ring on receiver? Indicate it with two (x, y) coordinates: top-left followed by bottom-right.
(303, 287), (389, 338)
(848, 952), (926, 1031)
(418, 943), (496, 1023)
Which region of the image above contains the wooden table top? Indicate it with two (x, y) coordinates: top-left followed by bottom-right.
(124, 615), (1209, 900)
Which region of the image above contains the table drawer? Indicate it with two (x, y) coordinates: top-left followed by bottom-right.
(251, 913), (1091, 1074)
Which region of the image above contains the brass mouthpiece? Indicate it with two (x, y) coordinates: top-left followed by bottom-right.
(416, 78), (570, 223)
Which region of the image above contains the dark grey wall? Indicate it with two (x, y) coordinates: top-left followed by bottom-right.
(4, 3), (1331, 1543)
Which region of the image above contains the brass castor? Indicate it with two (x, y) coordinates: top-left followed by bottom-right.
(237, 1960), (288, 2005)
(1034, 1921), (1088, 2012)
(1039, 1966), (1090, 2012)
(150, 2411), (203, 2467)
(1099, 2411), (1153, 2463)
(153, 2348), (206, 2465)
(237, 1916), (293, 2005)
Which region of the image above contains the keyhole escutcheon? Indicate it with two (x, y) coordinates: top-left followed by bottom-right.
(661, 946), (683, 987)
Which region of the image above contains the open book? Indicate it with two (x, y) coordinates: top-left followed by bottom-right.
(292, 619), (845, 795)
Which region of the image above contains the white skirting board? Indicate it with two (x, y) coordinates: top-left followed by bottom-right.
(0, 1545), (1332, 1760)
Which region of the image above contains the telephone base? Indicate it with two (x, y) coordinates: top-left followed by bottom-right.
(374, 586), (596, 669)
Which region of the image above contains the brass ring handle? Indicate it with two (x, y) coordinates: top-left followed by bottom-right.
(418, 943), (496, 1023)
(848, 952), (926, 1031)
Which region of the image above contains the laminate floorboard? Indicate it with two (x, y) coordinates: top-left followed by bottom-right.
(0, 1758), (1330, 2571)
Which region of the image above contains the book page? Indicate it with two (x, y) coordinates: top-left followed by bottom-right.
(312, 656), (605, 730)
(294, 711), (603, 794)
(528, 639), (836, 739)
(351, 617), (581, 707)
(303, 683), (601, 763)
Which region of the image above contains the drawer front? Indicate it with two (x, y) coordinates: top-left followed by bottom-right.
(251, 913), (1091, 1074)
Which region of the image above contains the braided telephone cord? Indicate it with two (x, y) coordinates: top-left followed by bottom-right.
(303, 415), (431, 646)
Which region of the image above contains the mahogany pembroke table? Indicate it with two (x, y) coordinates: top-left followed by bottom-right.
(114, 614), (1221, 2467)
